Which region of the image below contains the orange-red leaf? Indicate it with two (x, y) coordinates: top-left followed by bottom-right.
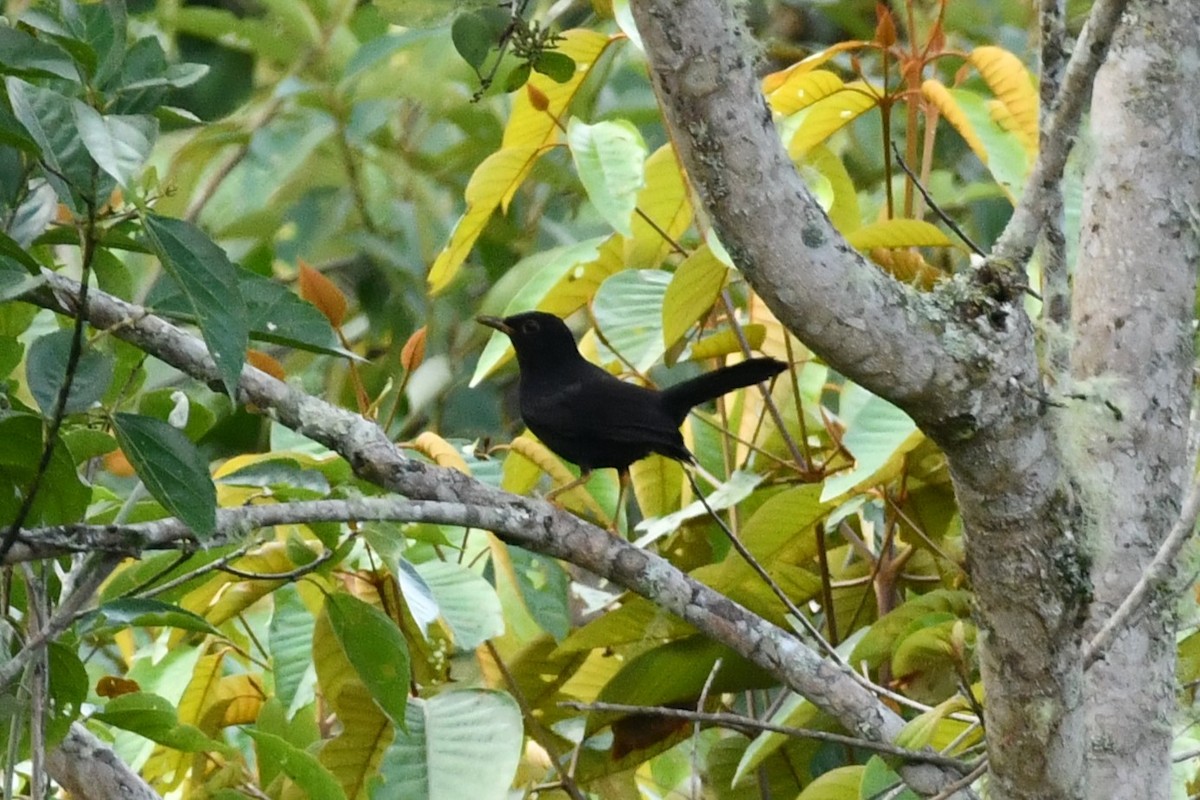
(298, 261), (348, 327)
(246, 349), (286, 381)
(400, 326), (427, 373)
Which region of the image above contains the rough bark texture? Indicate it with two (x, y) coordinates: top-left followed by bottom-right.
(46, 723), (160, 800)
(630, 1), (1090, 797)
(1071, 0), (1200, 795)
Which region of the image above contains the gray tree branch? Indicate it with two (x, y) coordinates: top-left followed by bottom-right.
(17, 272), (970, 796)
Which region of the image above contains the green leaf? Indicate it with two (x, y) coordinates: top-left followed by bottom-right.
(25, 329), (114, 416)
(860, 756), (919, 800)
(947, 87), (1030, 199)
(45, 642), (87, 744)
(850, 589), (973, 669)
(374, 0), (492, 28)
(5, 77), (103, 208)
(662, 245), (729, 351)
(633, 469), (764, 545)
(0, 412), (88, 527)
(246, 730), (348, 800)
(326, 593), (411, 727)
(269, 584), (316, 716)
(508, 547), (571, 641)
(414, 560), (504, 650)
(820, 383), (922, 501)
(0, 268), (45, 302)
(373, 691), (522, 800)
(503, 61), (531, 92)
(592, 269), (672, 372)
(567, 118), (647, 236)
(796, 765), (864, 800)
(238, 271), (344, 356)
(71, 101), (157, 187)
(143, 214), (248, 396)
(0, 229), (45, 274)
(111, 412), (217, 538)
(90, 598), (222, 636)
(93, 692), (232, 754)
(533, 50), (576, 83)
(593, 637), (776, 729)
(0, 26), (78, 81)
(451, 12), (497, 71)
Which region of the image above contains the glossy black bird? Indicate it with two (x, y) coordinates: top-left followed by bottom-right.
(478, 311), (786, 500)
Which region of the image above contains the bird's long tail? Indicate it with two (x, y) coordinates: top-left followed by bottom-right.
(659, 357), (786, 424)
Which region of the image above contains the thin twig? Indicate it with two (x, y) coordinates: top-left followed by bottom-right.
(991, 0), (1130, 267)
(0, 555), (122, 692)
(485, 641), (588, 800)
(560, 700), (975, 770)
(693, 658), (723, 800)
(1085, 474), (1200, 666)
(684, 470), (840, 662)
(890, 142), (984, 257)
(0, 211), (98, 562)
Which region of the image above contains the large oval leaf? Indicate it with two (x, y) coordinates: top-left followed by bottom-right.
(112, 412), (216, 538)
(567, 118), (647, 237)
(26, 328), (113, 416)
(592, 269), (671, 372)
(661, 245), (729, 352)
(372, 690), (522, 800)
(326, 593), (411, 727)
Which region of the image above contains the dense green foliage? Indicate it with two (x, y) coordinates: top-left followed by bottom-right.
(5, 1), (1188, 798)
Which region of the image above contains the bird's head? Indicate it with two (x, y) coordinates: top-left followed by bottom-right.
(477, 311), (582, 370)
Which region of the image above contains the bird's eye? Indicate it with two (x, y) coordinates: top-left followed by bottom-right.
(522, 320), (540, 334)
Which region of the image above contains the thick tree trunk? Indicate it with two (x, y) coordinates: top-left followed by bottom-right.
(630, 1), (1092, 797)
(1071, 0), (1200, 796)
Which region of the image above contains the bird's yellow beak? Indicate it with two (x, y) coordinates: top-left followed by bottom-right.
(476, 315), (513, 335)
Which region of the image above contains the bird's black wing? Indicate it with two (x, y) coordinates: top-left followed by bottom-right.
(519, 363), (691, 469)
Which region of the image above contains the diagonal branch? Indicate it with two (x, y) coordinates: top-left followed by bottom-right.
(18, 272), (972, 796)
(991, 0), (1129, 267)
(628, 0), (964, 415)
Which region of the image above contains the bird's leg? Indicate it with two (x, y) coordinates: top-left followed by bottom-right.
(544, 469), (593, 503)
(611, 470), (630, 535)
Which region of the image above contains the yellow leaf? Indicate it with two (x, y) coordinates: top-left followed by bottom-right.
(767, 69), (845, 115)
(795, 765), (865, 800)
(213, 450), (338, 479)
(922, 79), (988, 166)
(540, 233), (626, 317)
(844, 219), (955, 251)
(630, 454), (683, 519)
(190, 542), (293, 627)
(760, 41), (870, 93)
(502, 30), (618, 150)
(787, 81), (879, 158)
(625, 144), (692, 269)
(802, 144), (860, 234)
(318, 683), (393, 800)
(314, 602), (358, 717)
(507, 435), (611, 526)
(687, 325), (767, 361)
(410, 431), (471, 474)
(428, 145), (556, 294)
(868, 248), (945, 288)
(969, 45), (1038, 155)
(217, 674), (264, 726)
(662, 245), (729, 350)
